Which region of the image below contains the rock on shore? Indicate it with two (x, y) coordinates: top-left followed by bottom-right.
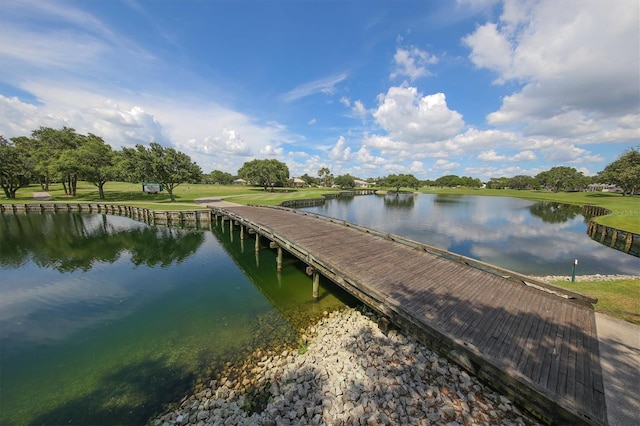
(152, 307), (539, 426)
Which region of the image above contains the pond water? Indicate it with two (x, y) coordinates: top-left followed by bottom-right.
(1, 194), (637, 425)
(301, 193), (640, 276)
(0, 213), (355, 426)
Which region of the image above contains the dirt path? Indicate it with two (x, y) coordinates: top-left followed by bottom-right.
(194, 197), (243, 208)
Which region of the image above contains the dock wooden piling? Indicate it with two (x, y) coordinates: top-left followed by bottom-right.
(0, 203), (214, 229)
(270, 241), (283, 271)
(584, 205), (639, 257)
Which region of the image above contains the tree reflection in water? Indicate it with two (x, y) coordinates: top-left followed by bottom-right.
(301, 194), (640, 276)
(0, 212), (204, 271)
(528, 201), (584, 224)
(384, 192), (415, 209)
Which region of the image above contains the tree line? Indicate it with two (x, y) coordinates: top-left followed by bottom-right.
(0, 127), (202, 201)
(484, 154), (639, 195)
(1, 127), (638, 201)
(189, 149), (640, 196)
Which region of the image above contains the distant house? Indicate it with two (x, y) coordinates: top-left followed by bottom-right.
(354, 179), (372, 188)
(233, 178), (248, 185)
(587, 183), (622, 193)
(290, 177), (306, 188)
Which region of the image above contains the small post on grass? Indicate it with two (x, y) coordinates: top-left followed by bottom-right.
(571, 259), (578, 282)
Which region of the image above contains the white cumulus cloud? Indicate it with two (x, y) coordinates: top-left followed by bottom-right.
(478, 150), (506, 161)
(431, 159), (460, 172)
(390, 46), (439, 81)
(463, 0), (639, 139)
(513, 150), (536, 161)
(329, 136), (352, 162)
(373, 86), (465, 143)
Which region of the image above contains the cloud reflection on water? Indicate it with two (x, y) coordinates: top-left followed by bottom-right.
(304, 194), (639, 276)
(0, 213), (206, 353)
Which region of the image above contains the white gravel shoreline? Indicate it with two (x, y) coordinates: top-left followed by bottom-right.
(152, 275), (638, 425)
(153, 307), (540, 426)
(537, 274), (639, 282)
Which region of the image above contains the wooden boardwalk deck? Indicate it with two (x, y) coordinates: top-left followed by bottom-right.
(214, 205), (607, 425)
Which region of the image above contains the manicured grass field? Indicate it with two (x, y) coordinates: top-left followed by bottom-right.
(4, 182), (639, 232)
(551, 279), (640, 325)
(8, 182), (344, 207)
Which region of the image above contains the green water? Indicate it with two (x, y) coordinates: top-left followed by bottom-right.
(0, 213), (355, 425)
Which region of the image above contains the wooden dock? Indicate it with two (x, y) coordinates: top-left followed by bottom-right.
(213, 205), (607, 426)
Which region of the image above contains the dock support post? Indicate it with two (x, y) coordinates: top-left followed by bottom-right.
(625, 233), (633, 252)
(312, 271), (319, 299)
(240, 225), (245, 240)
(255, 234), (260, 251)
(270, 241), (282, 271)
(306, 266), (319, 299)
(276, 247), (283, 271)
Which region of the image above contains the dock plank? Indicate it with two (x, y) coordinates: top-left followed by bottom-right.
(475, 280), (528, 357)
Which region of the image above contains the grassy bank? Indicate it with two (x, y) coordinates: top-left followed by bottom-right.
(7, 182), (344, 207)
(550, 279), (640, 325)
(3, 182), (639, 232)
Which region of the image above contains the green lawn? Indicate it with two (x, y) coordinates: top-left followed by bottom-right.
(3, 182), (639, 232)
(550, 279), (640, 324)
(6, 182), (343, 206)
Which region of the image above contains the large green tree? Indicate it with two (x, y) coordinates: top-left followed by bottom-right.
(11, 127), (80, 191)
(598, 147), (640, 196)
(0, 135), (33, 199)
(535, 166), (586, 192)
(385, 173), (420, 192)
(206, 170), (234, 185)
(77, 134), (117, 199)
(458, 176), (483, 188)
(435, 174), (461, 188)
(237, 159), (289, 191)
(317, 167), (331, 187)
(334, 173), (355, 189)
(486, 177), (509, 189)
(299, 173), (320, 186)
(55, 148), (83, 196)
(20, 127), (81, 192)
(508, 175), (537, 190)
(121, 142), (202, 202)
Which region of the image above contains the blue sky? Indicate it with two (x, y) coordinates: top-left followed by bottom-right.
(1, 0), (638, 181)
